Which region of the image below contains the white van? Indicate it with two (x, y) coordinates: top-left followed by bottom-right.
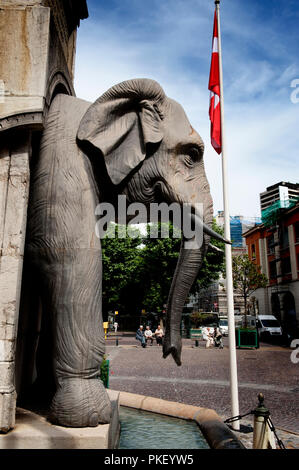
(257, 315), (282, 339)
(218, 317), (228, 336)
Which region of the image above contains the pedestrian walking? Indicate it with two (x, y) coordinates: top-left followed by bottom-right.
(136, 325), (146, 348)
(114, 321), (118, 333)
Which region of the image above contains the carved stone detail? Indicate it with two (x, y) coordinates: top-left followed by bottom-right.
(0, 112), (44, 133)
(0, 133), (31, 432)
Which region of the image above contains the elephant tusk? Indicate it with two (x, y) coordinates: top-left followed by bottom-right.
(208, 243), (224, 253)
(202, 222), (231, 245)
(190, 213), (231, 245)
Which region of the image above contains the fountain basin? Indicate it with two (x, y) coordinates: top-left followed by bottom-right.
(119, 406), (209, 449)
(112, 390), (245, 449)
(0, 389), (244, 449)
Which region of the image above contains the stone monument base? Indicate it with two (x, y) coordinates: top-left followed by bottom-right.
(0, 390), (120, 449)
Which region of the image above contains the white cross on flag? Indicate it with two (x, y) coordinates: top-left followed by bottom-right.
(208, 10), (222, 154)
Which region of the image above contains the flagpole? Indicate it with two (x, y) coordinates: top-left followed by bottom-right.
(215, 0), (240, 431)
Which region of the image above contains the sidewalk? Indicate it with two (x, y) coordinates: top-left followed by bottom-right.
(105, 331), (299, 449)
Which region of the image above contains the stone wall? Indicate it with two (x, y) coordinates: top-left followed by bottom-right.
(0, 5), (50, 120)
(0, 0), (82, 123)
(0, 0), (88, 433)
(0, 131), (31, 432)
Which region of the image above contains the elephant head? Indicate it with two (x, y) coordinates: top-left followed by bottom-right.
(77, 78), (226, 366)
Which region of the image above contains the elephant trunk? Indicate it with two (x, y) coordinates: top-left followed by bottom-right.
(163, 234), (210, 366)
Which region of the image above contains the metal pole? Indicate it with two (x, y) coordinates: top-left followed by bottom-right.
(215, 0), (240, 430)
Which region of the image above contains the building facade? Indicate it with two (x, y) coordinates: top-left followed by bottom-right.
(215, 211), (261, 249)
(260, 181), (299, 212)
(198, 213), (261, 316)
(197, 279), (246, 316)
(244, 201), (299, 338)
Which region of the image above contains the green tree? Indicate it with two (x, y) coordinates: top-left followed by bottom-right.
(232, 254), (268, 325)
(139, 220), (225, 312)
(138, 223), (181, 312)
(190, 219), (225, 293)
(101, 220), (225, 321)
(101, 224), (143, 317)
(189, 312), (217, 328)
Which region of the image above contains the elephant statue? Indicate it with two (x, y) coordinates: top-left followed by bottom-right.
(26, 78), (227, 428)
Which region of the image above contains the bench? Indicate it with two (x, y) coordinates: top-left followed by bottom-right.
(190, 329), (203, 346)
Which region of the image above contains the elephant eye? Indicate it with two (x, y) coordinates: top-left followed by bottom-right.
(184, 155), (194, 167)
(184, 147), (201, 166)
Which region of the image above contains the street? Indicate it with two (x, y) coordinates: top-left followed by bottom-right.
(106, 333), (299, 448)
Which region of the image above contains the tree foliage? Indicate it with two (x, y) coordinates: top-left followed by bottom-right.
(138, 223), (181, 312)
(189, 312), (218, 328)
(101, 224), (143, 316)
(232, 254), (268, 316)
(101, 220), (225, 318)
(190, 219), (225, 293)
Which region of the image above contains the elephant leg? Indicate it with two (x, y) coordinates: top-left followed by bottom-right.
(36, 248), (111, 427)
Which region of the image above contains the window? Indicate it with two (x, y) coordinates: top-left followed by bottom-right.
(295, 222), (299, 243)
(269, 260), (277, 280)
(281, 257), (291, 275)
(280, 225), (289, 249)
(267, 234), (275, 254)
(251, 243), (256, 259)
(260, 319), (280, 328)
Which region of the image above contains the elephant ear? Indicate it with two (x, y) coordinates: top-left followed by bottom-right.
(77, 79), (166, 185)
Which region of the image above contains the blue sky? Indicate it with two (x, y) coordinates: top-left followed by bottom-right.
(74, 0), (299, 218)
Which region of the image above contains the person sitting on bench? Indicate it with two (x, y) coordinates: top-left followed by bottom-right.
(144, 326), (154, 345)
(154, 325), (164, 346)
(136, 325), (146, 348)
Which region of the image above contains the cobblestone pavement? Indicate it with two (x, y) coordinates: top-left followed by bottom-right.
(105, 333), (299, 449)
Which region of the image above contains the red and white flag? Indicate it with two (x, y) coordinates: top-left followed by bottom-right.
(208, 10), (221, 154)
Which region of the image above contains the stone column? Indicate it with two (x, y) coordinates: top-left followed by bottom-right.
(0, 131), (31, 432)
(259, 238), (270, 315)
(288, 225), (297, 281)
(274, 231), (282, 284)
(258, 238), (268, 278)
(0, 0), (88, 433)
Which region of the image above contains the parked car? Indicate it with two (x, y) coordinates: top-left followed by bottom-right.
(256, 315), (282, 339)
(218, 317), (228, 336)
(218, 315), (256, 336)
